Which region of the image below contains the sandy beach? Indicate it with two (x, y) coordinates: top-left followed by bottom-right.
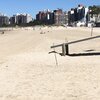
(0, 26), (100, 100)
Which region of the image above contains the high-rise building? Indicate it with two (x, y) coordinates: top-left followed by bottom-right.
(0, 16), (9, 26)
(36, 9), (68, 25)
(10, 15), (17, 24)
(10, 13), (33, 25)
(36, 10), (54, 24)
(68, 5), (89, 26)
(54, 9), (68, 25)
(0, 14), (9, 26)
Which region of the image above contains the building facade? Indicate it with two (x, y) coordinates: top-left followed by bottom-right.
(0, 14), (9, 26)
(54, 9), (68, 25)
(36, 10), (54, 24)
(36, 9), (68, 25)
(68, 5), (89, 26)
(10, 13), (33, 25)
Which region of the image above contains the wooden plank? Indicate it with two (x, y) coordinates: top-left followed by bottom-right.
(67, 35), (100, 45)
(51, 35), (100, 48)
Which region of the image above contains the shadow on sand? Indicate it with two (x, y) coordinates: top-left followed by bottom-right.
(68, 52), (100, 57)
(49, 51), (63, 56)
(49, 51), (100, 57)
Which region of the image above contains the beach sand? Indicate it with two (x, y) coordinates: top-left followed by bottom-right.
(0, 26), (100, 100)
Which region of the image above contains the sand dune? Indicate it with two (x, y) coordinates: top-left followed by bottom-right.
(0, 26), (100, 100)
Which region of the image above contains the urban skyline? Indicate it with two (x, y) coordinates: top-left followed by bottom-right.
(0, 0), (99, 18)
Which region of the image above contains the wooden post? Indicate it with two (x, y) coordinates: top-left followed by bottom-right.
(65, 44), (69, 55)
(62, 43), (69, 56)
(62, 43), (66, 56)
(91, 26), (93, 36)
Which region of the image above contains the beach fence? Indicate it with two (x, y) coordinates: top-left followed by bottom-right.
(51, 35), (100, 56)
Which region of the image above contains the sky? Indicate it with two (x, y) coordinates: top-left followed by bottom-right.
(0, 0), (99, 18)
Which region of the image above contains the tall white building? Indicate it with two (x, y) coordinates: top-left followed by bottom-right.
(26, 14), (33, 23)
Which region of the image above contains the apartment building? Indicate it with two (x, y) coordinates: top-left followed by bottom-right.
(54, 9), (68, 25)
(0, 14), (9, 26)
(36, 9), (68, 25)
(36, 9), (54, 24)
(10, 13), (33, 25)
(68, 5), (89, 26)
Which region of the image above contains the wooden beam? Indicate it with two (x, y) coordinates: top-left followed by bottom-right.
(51, 35), (100, 48)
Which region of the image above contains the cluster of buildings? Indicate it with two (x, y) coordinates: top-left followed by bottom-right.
(36, 5), (100, 27)
(68, 5), (89, 26)
(36, 9), (68, 25)
(0, 4), (100, 27)
(0, 13), (33, 26)
(36, 5), (90, 26)
(10, 14), (32, 25)
(36, 9), (54, 25)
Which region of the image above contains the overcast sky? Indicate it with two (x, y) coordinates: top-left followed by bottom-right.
(0, 0), (99, 18)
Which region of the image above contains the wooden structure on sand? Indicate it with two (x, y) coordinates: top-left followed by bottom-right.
(51, 35), (100, 56)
